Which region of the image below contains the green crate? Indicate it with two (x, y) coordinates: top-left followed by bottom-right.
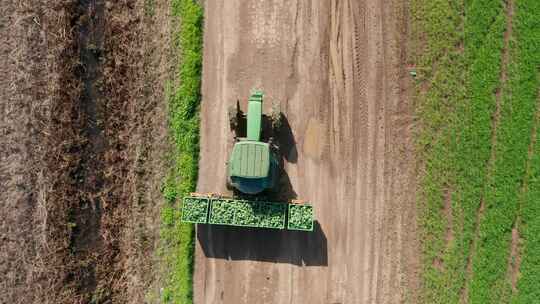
(208, 198), (236, 225)
(257, 202), (287, 229)
(231, 201), (287, 229)
(181, 197), (210, 224)
(208, 199), (287, 229)
(231, 200), (260, 227)
(287, 203), (314, 231)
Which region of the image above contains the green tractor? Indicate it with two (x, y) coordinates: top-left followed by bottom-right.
(226, 90), (282, 195)
(180, 90), (315, 231)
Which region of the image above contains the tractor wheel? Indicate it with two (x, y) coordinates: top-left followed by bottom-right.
(268, 137), (279, 153)
(228, 104), (238, 130)
(225, 176), (234, 191)
(271, 102), (282, 131)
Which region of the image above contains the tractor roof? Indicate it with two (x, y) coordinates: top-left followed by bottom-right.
(229, 141), (270, 179)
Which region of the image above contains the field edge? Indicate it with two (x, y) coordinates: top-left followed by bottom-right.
(157, 0), (203, 303)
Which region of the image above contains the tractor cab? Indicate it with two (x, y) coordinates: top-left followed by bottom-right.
(226, 91), (281, 195)
(228, 141), (279, 194)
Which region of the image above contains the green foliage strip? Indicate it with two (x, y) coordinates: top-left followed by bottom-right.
(158, 0), (203, 303)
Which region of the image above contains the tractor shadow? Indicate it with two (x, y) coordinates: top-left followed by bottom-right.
(270, 168), (297, 202)
(276, 113), (297, 164)
(265, 112), (298, 202)
(261, 113), (297, 164)
(197, 221), (327, 266)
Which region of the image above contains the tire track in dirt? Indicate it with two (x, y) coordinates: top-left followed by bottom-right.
(68, 0), (106, 295)
(329, 0), (386, 301)
(195, 1), (416, 303)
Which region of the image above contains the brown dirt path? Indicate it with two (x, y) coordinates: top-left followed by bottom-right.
(195, 0), (418, 303)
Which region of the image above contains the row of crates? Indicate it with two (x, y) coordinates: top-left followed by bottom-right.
(181, 196), (314, 231)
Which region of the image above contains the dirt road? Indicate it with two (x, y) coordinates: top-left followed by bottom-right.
(195, 0), (418, 303)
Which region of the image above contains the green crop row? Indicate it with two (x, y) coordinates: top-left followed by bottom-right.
(475, 0), (540, 302)
(411, 0), (466, 301)
(510, 2), (540, 303)
(208, 199), (287, 229)
(411, 0), (513, 302)
(158, 0), (203, 303)
(515, 112), (540, 303)
(450, 0), (508, 302)
(287, 204), (314, 231)
(469, 49), (537, 302)
(414, 0), (540, 301)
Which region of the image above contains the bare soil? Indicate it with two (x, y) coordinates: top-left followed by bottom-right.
(0, 0), (170, 303)
(195, 1), (418, 303)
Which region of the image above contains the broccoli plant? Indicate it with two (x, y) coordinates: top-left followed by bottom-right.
(287, 204), (314, 231)
(233, 201), (260, 227)
(259, 202), (287, 229)
(181, 197), (210, 223)
(209, 199), (236, 225)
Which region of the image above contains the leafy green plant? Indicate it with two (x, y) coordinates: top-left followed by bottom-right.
(209, 199), (236, 225)
(181, 197), (209, 223)
(259, 202), (287, 229)
(161, 206), (176, 226)
(233, 201), (260, 227)
(470, 0), (540, 302)
(413, 0), (540, 301)
(144, 0), (155, 17)
(515, 121), (540, 303)
(287, 204), (314, 231)
(208, 199), (286, 229)
(158, 0), (203, 303)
